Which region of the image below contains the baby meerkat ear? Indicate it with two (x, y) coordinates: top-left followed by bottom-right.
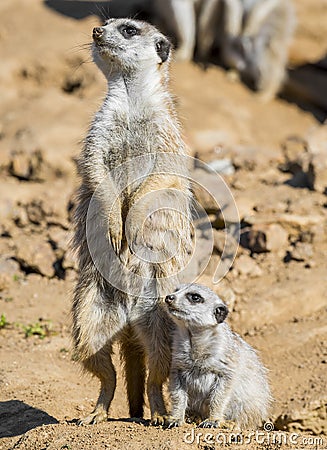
(155, 37), (171, 63)
(214, 304), (229, 324)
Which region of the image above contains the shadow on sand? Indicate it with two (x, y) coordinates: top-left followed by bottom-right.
(0, 400), (58, 438)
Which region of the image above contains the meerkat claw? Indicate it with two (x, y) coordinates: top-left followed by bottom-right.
(198, 419), (219, 428)
(77, 410), (108, 426)
(151, 414), (165, 426)
(164, 417), (180, 429)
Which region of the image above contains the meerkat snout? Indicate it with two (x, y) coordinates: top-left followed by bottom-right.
(165, 294), (176, 305)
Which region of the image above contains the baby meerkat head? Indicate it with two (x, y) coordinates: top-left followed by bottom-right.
(165, 283), (229, 329)
(92, 18), (171, 77)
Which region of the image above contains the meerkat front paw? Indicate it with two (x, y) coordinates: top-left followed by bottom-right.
(108, 210), (122, 254)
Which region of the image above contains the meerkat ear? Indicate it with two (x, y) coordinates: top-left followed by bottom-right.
(214, 305), (229, 324)
(155, 37), (171, 63)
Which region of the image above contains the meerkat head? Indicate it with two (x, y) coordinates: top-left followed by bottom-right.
(165, 283), (229, 329)
(92, 18), (171, 78)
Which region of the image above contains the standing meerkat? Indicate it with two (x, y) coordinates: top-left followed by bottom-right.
(164, 284), (272, 429)
(72, 18), (193, 425)
(198, 0), (295, 99)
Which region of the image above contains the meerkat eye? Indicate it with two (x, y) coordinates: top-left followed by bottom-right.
(119, 25), (139, 39)
(187, 293), (203, 303)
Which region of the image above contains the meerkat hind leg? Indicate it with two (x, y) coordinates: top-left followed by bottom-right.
(147, 366), (168, 426)
(78, 345), (117, 425)
(120, 328), (146, 419)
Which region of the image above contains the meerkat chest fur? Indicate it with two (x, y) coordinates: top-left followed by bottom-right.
(172, 322), (235, 377)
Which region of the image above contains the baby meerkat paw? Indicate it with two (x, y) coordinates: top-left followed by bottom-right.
(77, 410), (108, 426)
(164, 416), (182, 429)
(198, 419), (220, 428)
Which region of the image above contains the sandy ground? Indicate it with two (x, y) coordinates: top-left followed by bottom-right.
(0, 1), (327, 449)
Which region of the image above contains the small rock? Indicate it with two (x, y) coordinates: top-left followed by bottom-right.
(9, 149), (43, 181)
(280, 136), (309, 175)
(235, 197), (255, 220)
(203, 254), (221, 276)
(279, 127), (327, 193)
(216, 281), (236, 311)
(241, 224), (289, 254)
(233, 254), (263, 278)
(14, 234), (56, 277)
(48, 227), (70, 253)
(192, 171), (220, 213)
(25, 200), (50, 225)
(244, 214), (320, 238)
(279, 136), (313, 188)
(289, 242), (314, 262)
(207, 158), (235, 176)
(275, 400), (327, 435)
(213, 230), (226, 254)
(307, 124), (327, 193)
(12, 207), (29, 228)
(0, 258), (21, 291)
(191, 168), (240, 223)
(232, 147), (257, 171)
(8, 129), (47, 181)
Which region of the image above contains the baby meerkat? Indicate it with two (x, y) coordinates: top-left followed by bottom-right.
(198, 0), (295, 99)
(164, 284), (272, 429)
(72, 19), (192, 426)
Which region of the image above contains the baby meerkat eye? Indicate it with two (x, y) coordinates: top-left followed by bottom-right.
(119, 25), (139, 39)
(187, 293), (204, 303)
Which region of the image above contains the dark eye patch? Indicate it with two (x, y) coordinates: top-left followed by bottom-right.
(186, 292), (204, 303)
(119, 24), (140, 39)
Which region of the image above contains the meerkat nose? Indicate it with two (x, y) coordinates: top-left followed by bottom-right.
(165, 294), (176, 304)
(93, 27), (104, 40)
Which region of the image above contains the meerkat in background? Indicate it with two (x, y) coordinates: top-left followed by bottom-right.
(72, 18), (193, 425)
(198, 0), (295, 99)
(153, 0), (204, 61)
(164, 284), (272, 429)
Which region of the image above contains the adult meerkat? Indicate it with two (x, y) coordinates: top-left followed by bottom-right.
(198, 0), (295, 99)
(164, 284), (272, 429)
(72, 18), (193, 425)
